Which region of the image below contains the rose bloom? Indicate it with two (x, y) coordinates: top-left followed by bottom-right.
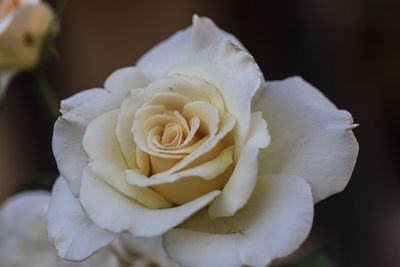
(49, 16), (359, 267)
(0, 0), (53, 70)
(0, 0), (54, 97)
(0, 190), (177, 267)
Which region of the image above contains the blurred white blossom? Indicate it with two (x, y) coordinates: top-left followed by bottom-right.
(0, 191), (178, 267)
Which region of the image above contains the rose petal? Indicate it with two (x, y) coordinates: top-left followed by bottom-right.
(82, 110), (172, 209)
(163, 174), (313, 267)
(104, 66), (148, 97)
(182, 101), (220, 136)
(114, 234), (179, 267)
(53, 68), (148, 195)
(146, 117), (202, 155)
(168, 38), (263, 157)
(254, 76), (359, 202)
(133, 105), (184, 159)
(117, 88), (152, 169)
(127, 146), (233, 187)
(209, 112), (270, 218)
(128, 146), (234, 205)
(79, 167), (221, 237)
(47, 178), (115, 261)
(53, 89), (114, 195)
(145, 92), (191, 113)
(157, 113), (236, 175)
(137, 15), (243, 81)
(0, 191), (49, 241)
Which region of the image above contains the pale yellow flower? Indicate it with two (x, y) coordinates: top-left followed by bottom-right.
(49, 16), (358, 267)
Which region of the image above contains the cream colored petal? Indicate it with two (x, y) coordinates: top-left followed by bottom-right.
(54, 89), (121, 195)
(132, 105), (184, 159)
(104, 66), (148, 96)
(82, 110), (171, 209)
(171, 74), (225, 118)
(158, 113), (235, 175)
(139, 75), (225, 117)
(180, 117), (200, 146)
(209, 112), (270, 218)
(144, 114), (182, 134)
(127, 146), (233, 187)
(168, 38), (263, 157)
(116, 88), (152, 169)
(163, 175), (313, 267)
(254, 76), (359, 202)
(144, 92), (191, 113)
(160, 124), (183, 147)
(137, 15), (244, 81)
(54, 69), (147, 195)
(182, 101), (220, 136)
(115, 234), (180, 267)
(79, 168), (221, 237)
(147, 118), (202, 155)
(48, 178), (115, 261)
(147, 76), (210, 103)
(136, 147), (150, 176)
(149, 155), (180, 174)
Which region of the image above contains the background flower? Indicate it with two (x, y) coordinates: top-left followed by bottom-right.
(0, 0), (54, 100)
(0, 190), (177, 267)
(0, 0), (54, 71)
(0, 191), (120, 267)
(49, 16), (358, 267)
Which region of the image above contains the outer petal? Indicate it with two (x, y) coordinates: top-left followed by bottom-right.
(168, 38), (262, 156)
(48, 178), (115, 261)
(137, 15), (243, 82)
(209, 112), (270, 218)
(79, 167), (220, 237)
(163, 174), (313, 267)
(53, 67), (148, 195)
(104, 66), (148, 97)
(254, 76), (359, 202)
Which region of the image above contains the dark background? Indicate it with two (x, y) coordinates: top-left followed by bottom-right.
(0, 1), (399, 266)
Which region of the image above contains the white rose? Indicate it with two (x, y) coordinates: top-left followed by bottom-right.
(0, 0), (53, 70)
(49, 15), (359, 267)
(0, 191), (119, 267)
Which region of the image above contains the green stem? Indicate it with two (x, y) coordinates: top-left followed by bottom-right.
(35, 75), (59, 120)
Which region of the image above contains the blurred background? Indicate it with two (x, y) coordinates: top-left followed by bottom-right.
(0, 0), (399, 266)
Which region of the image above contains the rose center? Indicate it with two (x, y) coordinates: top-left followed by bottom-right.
(161, 123), (186, 147)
